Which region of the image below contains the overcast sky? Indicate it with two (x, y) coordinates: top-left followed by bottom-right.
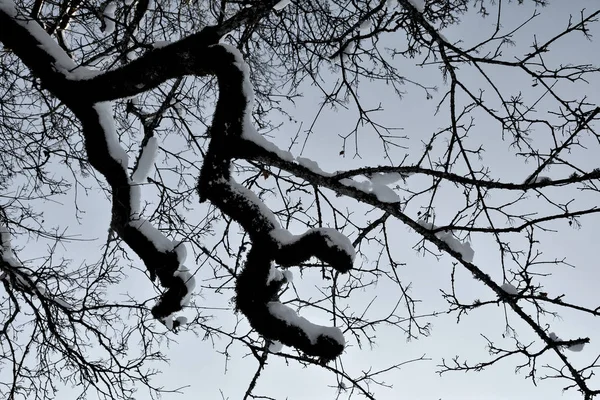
(8, 0), (600, 399)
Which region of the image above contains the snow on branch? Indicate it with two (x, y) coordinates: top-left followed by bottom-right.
(0, 0), (98, 80)
(197, 44), (353, 361)
(417, 220), (474, 262)
(132, 136), (158, 183)
(76, 101), (194, 329)
(548, 331), (588, 353)
(1, 223), (72, 307)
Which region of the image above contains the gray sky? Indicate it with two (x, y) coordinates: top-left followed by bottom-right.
(6, 0), (600, 399)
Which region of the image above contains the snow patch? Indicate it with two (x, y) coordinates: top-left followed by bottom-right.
(359, 19), (372, 32)
(0, 0), (97, 79)
(270, 227), (355, 262)
(173, 241), (188, 264)
(417, 220), (474, 262)
(217, 44), (294, 162)
(103, 4), (116, 27)
(341, 178), (400, 203)
(568, 342), (585, 352)
(269, 340), (283, 353)
(267, 302), (345, 347)
(129, 218), (174, 252)
(318, 228), (356, 262)
(94, 102), (129, 171)
(408, 0), (425, 12)
(267, 264), (284, 285)
(296, 157), (333, 177)
(500, 283), (519, 295)
(103, 3), (117, 35)
(229, 179), (281, 228)
(129, 183), (141, 215)
(282, 269), (293, 283)
(343, 41), (355, 55)
(152, 41), (171, 49)
(273, 0), (291, 10)
(132, 136), (158, 183)
(174, 265), (196, 307)
(164, 315), (174, 330)
(368, 172), (405, 185)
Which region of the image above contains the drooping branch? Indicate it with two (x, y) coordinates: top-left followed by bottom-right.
(0, 1), (199, 327)
(197, 44), (354, 362)
(1, 0), (355, 359)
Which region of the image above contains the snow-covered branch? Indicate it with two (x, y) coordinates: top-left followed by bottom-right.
(197, 44), (354, 361)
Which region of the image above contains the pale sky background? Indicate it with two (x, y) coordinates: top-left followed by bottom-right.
(5, 0), (600, 399)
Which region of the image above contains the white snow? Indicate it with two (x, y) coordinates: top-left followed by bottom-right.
(132, 136), (158, 183)
(124, 0), (134, 6)
(164, 315), (174, 330)
(129, 183), (141, 215)
(368, 172), (404, 185)
(173, 241), (188, 264)
(129, 218), (174, 252)
(273, 0), (291, 10)
(229, 179), (281, 228)
(408, 0), (425, 12)
(94, 102), (129, 171)
(0, 0), (97, 79)
(317, 228), (356, 262)
(417, 220), (475, 263)
(282, 269), (293, 283)
(269, 340), (283, 353)
(0, 224), (21, 270)
(359, 19), (372, 32)
(296, 157), (333, 177)
(370, 183), (401, 203)
(533, 176), (552, 184)
(366, 173), (404, 203)
(341, 178), (400, 203)
(1, 223), (12, 255)
(270, 228), (294, 244)
(217, 44), (294, 162)
(343, 41), (355, 55)
(524, 175), (552, 184)
(103, 3), (117, 35)
(567, 342), (586, 352)
(500, 283), (519, 295)
(243, 126), (295, 162)
(270, 227), (356, 262)
(174, 265), (196, 307)
(54, 297), (72, 309)
(152, 41), (171, 49)
(267, 302), (345, 347)
(547, 331), (586, 351)
(0, 0), (17, 15)
(173, 103), (184, 115)
(267, 264), (284, 285)
(1, 224), (72, 305)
